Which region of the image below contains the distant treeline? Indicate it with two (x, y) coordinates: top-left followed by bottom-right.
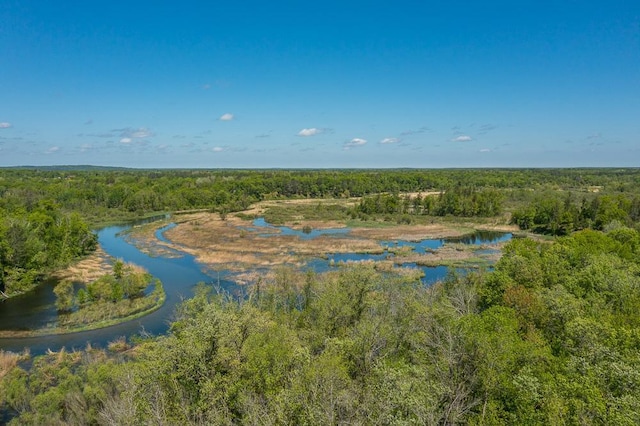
(1, 168), (639, 224)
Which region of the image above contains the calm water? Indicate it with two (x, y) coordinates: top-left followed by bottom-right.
(0, 217), (510, 353)
(0, 220), (239, 354)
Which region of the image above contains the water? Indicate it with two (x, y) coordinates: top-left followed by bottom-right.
(252, 217), (351, 239)
(445, 230), (512, 245)
(0, 219), (239, 354)
(0, 217), (511, 353)
(381, 239), (443, 254)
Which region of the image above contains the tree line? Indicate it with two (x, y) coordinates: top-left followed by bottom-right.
(2, 168), (638, 223)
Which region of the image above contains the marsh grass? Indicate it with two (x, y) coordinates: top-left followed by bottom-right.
(0, 350), (30, 380)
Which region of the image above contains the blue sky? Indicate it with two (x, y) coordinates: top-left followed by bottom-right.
(1, 1), (639, 168)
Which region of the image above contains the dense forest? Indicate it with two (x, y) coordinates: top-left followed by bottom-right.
(2, 167), (640, 424)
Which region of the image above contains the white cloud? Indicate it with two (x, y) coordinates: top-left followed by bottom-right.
(212, 146), (225, 152)
(0, 122), (11, 129)
(344, 138), (367, 149)
(45, 146), (60, 154)
(452, 135), (473, 142)
(298, 128), (322, 137)
(115, 127), (154, 140)
(219, 113), (234, 121)
(479, 148), (491, 153)
(380, 137), (399, 144)
(129, 128), (153, 138)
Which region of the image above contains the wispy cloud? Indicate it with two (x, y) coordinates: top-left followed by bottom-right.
(86, 132), (115, 138)
(344, 138), (367, 149)
(113, 127), (155, 141)
(128, 128), (154, 138)
(479, 148), (491, 153)
(297, 128), (323, 137)
(452, 135), (473, 142)
(212, 146), (225, 152)
(45, 146), (60, 154)
(478, 124), (497, 135)
(219, 113), (234, 121)
(0, 122), (12, 129)
(400, 126), (430, 136)
(380, 137), (399, 144)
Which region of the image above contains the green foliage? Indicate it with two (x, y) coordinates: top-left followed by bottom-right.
(3, 167), (640, 423)
(0, 204), (96, 296)
(355, 186), (504, 219)
(512, 192), (640, 235)
(5, 246), (640, 423)
(53, 262), (163, 330)
(53, 280), (74, 312)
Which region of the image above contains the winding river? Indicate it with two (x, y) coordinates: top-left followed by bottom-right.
(0, 218), (511, 354)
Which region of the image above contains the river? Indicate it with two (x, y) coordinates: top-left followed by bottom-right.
(0, 218), (510, 354)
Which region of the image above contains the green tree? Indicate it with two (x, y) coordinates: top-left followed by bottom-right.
(53, 279), (75, 312)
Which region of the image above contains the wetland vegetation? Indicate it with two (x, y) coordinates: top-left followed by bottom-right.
(2, 167), (640, 424)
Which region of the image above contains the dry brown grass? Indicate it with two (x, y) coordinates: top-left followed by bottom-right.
(53, 246), (113, 283)
(124, 199), (512, 276)
(159, 212), (382, 271)
(0, 349), (30, 379)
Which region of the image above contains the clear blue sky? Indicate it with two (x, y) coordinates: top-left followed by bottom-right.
(1, 1), (639, 168)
